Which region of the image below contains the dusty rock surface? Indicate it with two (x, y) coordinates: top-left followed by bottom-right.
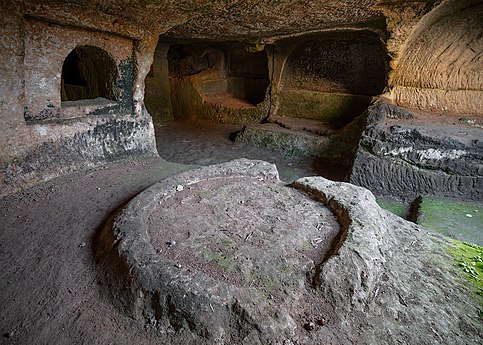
(0, 156), (481, 344)
(148, 174), (339, 287)
(97, 159), (340, 344)
(0, 157), (195, 345)
(154, 119), (350, 182)
(292, 177), (482, 345)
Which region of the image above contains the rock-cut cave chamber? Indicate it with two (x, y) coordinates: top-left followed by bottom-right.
(2, 0), (481, 201)
(0, 0), (482, 344)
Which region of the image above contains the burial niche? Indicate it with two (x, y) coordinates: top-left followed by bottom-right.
(226, 48), (270, 106)
(61, 46), (118, 102)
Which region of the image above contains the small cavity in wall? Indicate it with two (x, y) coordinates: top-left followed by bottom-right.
(23, 18), (135, 124)
(168, 42), (269, 109)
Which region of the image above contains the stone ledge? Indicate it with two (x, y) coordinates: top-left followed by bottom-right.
(350, 101), (483, 201)
(61, 97), (120, 119)
(235, 123), (354, 163)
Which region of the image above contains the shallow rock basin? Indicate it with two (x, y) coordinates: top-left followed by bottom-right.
(148, 175), (339, 289)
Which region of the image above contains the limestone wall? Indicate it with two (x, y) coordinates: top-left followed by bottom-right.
(348, 0), (483, 200)
(0, 3), (157, 197)
(389, 0), (483, 115)
(163, 41), (270, 125)
(144, 42), (174, 124)
(271, 30), (387, 127)
(349, 101), (483, 201)
(2, 0), (481, 198)
(23, 17), (134, 121)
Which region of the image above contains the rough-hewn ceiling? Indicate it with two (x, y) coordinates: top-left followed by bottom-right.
(17, 0), (438, 40)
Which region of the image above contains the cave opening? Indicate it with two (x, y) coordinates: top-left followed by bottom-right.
(61, 45), (118, 103)
(149, 33), (389, 185)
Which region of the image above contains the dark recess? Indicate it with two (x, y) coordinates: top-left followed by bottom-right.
(61, 45), (118, 102)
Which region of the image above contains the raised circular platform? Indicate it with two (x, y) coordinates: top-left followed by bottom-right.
(101, 159), (340, 343)
(148, 172), (339, 289)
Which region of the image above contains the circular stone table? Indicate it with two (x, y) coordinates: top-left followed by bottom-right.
(101, 159), (341, 344)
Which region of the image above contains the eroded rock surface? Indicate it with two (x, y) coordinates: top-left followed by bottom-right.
(350, 101), (483, 201)
(390, 0), (483, 115)
(97, 159), (482, 344)
(293, 176), (482, 345)
(97, 159), (340, 344)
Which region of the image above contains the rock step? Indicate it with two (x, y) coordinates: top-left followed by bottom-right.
(203, 93), (256, 109)
(235, 120), (353, 163)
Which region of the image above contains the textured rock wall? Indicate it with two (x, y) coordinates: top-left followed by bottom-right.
(293, 177), (482, 345)
(162, 0), (384, 41)
(0, 3), (158, 197)
(276, 92), (372, 128)
(283, 32), (387, 95)
(23, 17), (134, 121)
(372, 0), (439, 71)
(165, 42), (270, 124)
(348, 0), (483, 201)
(169, 77), (267, 125)
(0, 5), (25, 160)
(2, 0), (481, 197)
(157, 26), (390, 127)
(389, 0), (483, 115)
(145, 42), (174, 124)
(271, 30), (387, 126)
(349, 101), (483, 201)
(2, 114), (157, 197)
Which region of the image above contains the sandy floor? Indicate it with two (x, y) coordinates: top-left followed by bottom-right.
(0, 158), (201, 344)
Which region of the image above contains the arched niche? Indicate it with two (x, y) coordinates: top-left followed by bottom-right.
(226, 48), (270, 105)
(61, 45), (119, 102)
(285, 32), (387, 96)
(391, 0), (482, 115)
(277, 31), (388, 127)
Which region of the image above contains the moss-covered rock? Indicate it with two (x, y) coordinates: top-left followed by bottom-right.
(448, 240), (483, 299)
(417, 197), (482, 246)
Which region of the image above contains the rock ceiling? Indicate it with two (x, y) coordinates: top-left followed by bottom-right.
(17, 0), (438, 41)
